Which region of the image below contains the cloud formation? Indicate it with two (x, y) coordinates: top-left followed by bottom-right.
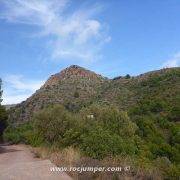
(2, 94), (32, 105)
(2, 74), (44, 104)
(0, 0), (110, 62)
(162, 52), (180, 68)
(4, 75), (44, 92)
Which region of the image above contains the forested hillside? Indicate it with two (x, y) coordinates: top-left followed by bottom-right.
(5, 66), (180, 179)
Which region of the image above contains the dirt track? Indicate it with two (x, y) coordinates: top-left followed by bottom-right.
(0, 144), (72, 180)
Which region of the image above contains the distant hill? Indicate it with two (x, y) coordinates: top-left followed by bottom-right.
(100, 67), (180, 112)
(8, 65), (180, 124)
(4, 104), (16, 110)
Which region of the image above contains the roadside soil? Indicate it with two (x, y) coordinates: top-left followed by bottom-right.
(0, 144), (72, 180)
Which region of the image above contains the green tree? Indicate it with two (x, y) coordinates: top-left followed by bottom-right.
(0, 79), (8, 141)
(74, 91), (79, 98)
(80, 104), (138, 137)
(33, 105), (74, 144)
(125, 74), (131, 79)
(0, 79), (2, 103)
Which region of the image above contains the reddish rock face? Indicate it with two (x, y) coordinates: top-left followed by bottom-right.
(60, 65), (103, 78)
(43, 65), (105, 88)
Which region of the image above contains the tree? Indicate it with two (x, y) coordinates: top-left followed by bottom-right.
(34, 105), (74, 143)
(125, 74), (131, 79)
(0, 79), (8, 141)
(74, 91), (79, 98)
(0, 79), (2, 104)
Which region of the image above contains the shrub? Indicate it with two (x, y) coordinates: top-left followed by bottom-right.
(155, 157), (180, 179)
(0, 105), (8, 139)
(4, 126), (22, 144)
(80, 104), (138, 137)
(74, 91), (79, 98)
(168, 106), (180, 121)
(33, 105), (75, 144)
(3, 122), (34, 144)
(33, 104), (139, 159)
(125, 74), (131, 79)
(80, 126), (137, 159)
(3, 122), (43, 146)
(24, 130), (44, 147)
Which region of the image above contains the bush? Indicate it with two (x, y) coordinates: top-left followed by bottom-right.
(4, 102), (180, 179)
(4, 123), (31, 143)
(4, 126), (22, 144)
(168, 106), (180, 121)
(32, 104), (139, 159)
(33, 105), (75, 144)
(74, 91), (79, 98)
(24, 130), (44, 147)
(80, 104), (138, 137)
(0, 105), (8, 138)
(3, 122), (43, 146)
(80, 126), (137, 159)
(77, 105), (138, 159)
(125, 74), (131, 79)
(155, 157), (180, 179)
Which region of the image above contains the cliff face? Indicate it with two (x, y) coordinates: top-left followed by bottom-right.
(9, 66), (180, 124)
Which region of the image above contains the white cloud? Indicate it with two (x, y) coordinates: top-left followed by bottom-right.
(2, 93), (32, 105)
(0, 0), (110, 62)
(4, 75), (44, 92)
(2, 74), (44, 105)
(162, 52), (180, 68)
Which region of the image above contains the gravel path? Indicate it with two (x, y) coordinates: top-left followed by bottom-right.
(0, 144), (72, 180)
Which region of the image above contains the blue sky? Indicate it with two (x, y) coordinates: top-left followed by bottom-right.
(0, 0), (180, 104)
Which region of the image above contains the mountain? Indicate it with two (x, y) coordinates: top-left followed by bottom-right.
(6, 66), (180, 179)
(100, 67), (180, 112)
(4, 104), (17, 110)
(8, 66), (180, 124)
(9, 65), (108, 123)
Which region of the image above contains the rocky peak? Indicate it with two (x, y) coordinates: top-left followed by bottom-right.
(43, 65), (106, 88)
(60, 65), (103, 78)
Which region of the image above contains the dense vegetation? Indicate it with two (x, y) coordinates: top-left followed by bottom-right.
(5, 103), (180, 178)
(5, 67), (180, 179)
(0, 79), (8, 141)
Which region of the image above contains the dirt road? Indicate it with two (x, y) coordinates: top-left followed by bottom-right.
(0, 144), (72, 180)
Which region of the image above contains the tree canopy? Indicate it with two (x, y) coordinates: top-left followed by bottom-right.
(0, 79), (7, 139)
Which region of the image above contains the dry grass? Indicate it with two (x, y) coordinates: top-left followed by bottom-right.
(31, 146), (162, 180)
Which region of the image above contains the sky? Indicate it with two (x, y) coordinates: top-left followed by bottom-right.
(0, 0), (180, 105)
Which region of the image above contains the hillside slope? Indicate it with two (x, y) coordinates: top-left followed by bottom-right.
(9, 65), (108, 123)
(101, 67), (180, 112)
(5, 66), (180, 179)
(8, 66), (180, 124)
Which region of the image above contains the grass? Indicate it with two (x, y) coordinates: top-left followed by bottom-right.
(31, 145), (164, 180)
